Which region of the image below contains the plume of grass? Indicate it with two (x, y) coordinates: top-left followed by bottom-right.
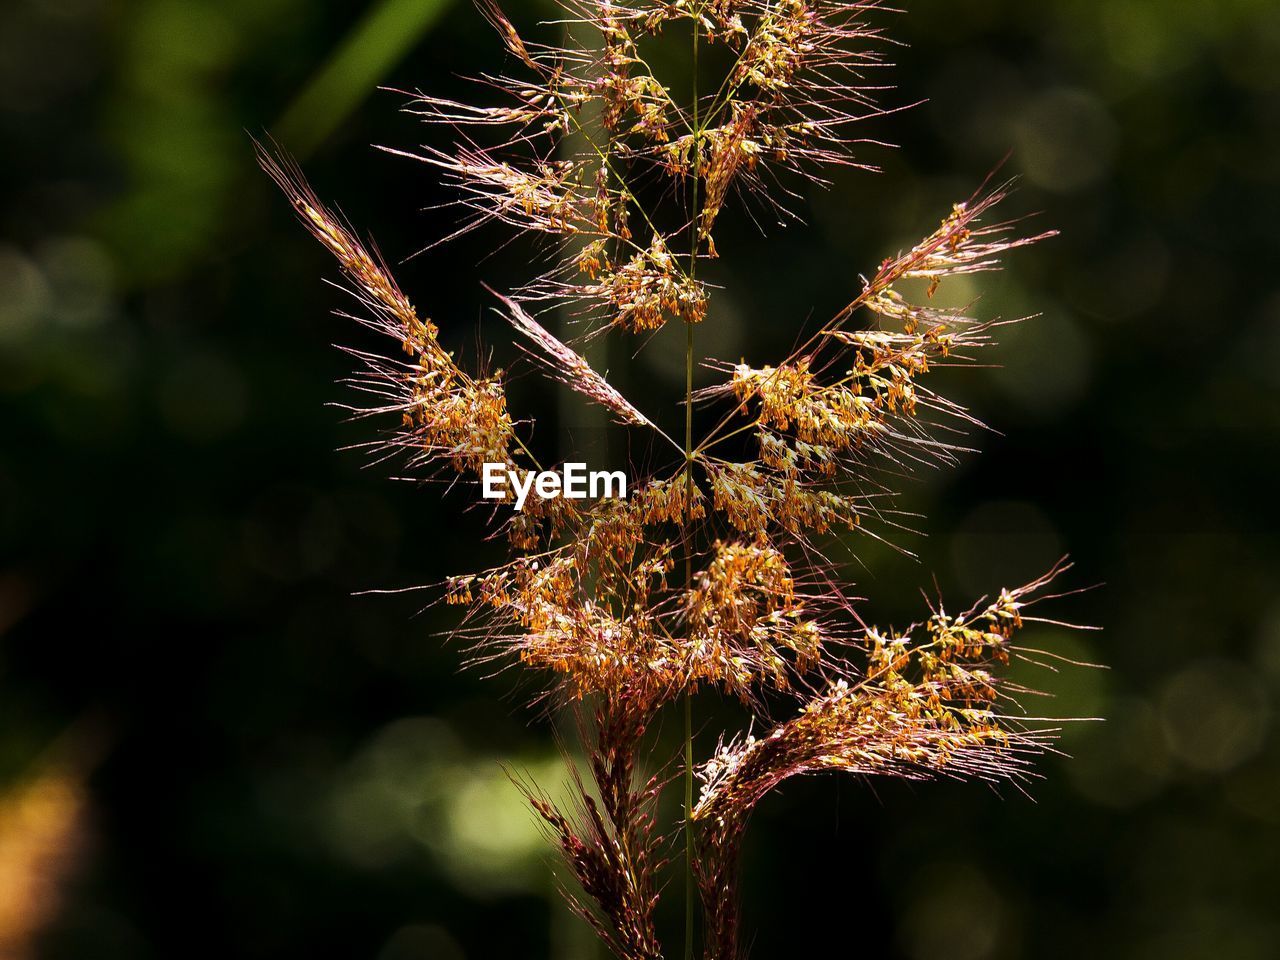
(262, 2), (1089, 958)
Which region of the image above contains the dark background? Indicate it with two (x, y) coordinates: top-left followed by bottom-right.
(2, 0), (1279, 957)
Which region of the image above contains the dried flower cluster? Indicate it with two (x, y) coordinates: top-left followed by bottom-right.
(262, 1), (1082, 957)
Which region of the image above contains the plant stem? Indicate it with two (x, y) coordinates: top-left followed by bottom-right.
(682, 686), (695, 960)
(683, 15), (701, 960)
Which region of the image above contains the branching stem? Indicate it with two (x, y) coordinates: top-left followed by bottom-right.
(683, 14), (702, 960)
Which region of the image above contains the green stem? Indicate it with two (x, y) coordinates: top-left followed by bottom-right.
(682, 687), (695, 960)
(683, 16), (702, 960)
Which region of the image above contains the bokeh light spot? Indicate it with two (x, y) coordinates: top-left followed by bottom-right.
(1160, 660), (1270, 774)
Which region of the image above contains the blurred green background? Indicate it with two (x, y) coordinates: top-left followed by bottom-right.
(2, 0), (1279, 957)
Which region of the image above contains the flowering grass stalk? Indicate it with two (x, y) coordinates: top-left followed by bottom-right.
(261, 2), (1085, 956)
